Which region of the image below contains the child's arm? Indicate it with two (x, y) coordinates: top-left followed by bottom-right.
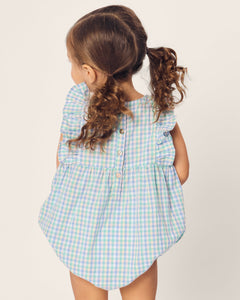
(56, 133), (63, 169)
(170, 123), (190, 185)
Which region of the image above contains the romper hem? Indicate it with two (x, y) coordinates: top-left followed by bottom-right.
(38, 214), (185, 290)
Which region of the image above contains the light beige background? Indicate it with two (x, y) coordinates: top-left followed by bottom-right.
(0, 0), (239, 299)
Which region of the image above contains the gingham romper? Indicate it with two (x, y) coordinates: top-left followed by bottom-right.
(38, 81), (186, 291)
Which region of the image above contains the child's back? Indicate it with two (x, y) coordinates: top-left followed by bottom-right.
(38, 81), (186, 290)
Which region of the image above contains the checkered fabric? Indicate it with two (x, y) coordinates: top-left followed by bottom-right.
(38, 81), (186, 290)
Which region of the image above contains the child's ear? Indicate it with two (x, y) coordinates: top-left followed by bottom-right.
(82, 64), (97, 84)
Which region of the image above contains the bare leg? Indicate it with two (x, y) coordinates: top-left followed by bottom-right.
(69, 271), (108, 300)
(119, 259), (158, 300)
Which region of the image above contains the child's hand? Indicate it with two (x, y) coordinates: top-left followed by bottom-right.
(171, 123), (190, 185)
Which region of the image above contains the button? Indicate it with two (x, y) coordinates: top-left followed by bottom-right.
(163, 131), (169, 137)
(119, 128), (124, 134)
(116, 172), (121, 178)
(118, 150), (123, 156)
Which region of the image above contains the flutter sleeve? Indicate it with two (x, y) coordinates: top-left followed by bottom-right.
(58, 81), (90, 163)
(155, 109), (177, 167)
(60, 81), (90, 138)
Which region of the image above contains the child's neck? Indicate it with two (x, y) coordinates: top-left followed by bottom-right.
(119, 79), (144, 102)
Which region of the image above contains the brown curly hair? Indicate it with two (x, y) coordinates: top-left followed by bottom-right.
(65, 5), (188, 153)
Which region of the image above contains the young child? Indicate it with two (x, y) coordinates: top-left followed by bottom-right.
(38, 4), (189, 300)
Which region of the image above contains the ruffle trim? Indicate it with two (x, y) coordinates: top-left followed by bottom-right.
(155, 109), (177, 166)
(60, 81), (90, 135)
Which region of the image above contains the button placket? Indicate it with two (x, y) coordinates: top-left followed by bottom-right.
(115, 117), (125, 179)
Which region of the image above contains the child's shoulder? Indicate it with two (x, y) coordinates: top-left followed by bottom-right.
(62, 82), (90, 115)
(66, 81), (90, 104)
(153, 105), (177, 132)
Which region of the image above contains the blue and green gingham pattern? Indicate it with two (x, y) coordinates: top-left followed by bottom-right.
(38, 81), (186, 291)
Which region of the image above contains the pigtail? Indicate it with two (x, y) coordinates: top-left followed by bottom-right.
(147, 47), (188, 123)
(67, 75), (135, 153)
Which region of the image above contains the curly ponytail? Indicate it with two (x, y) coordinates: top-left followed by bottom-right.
(66, 75), (135, 153)
(147, 46), (188, 123)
